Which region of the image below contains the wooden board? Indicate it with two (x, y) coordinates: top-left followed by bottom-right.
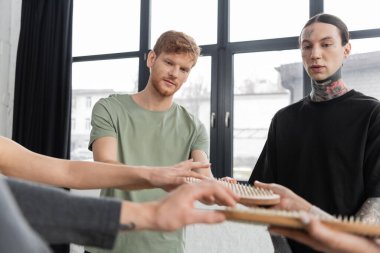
(185, 177), (280, 206)
(219, 207), (380, 237)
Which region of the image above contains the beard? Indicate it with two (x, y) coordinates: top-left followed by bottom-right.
(151, 78), (178, 97)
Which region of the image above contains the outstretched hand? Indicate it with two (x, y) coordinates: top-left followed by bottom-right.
(254, 181), (312, 212)
(151, 181), (239, 231)
(149, 159), (210, 191)
(188, 176), (238, 205)
(269, 212), (380, 253)
(220, 176), (238, 183)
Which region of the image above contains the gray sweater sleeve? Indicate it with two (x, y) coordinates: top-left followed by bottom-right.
(5, 177), (121, 249)
(0, 177), (52, 253)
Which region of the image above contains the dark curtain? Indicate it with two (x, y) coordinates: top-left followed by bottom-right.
(13, 0), (72, 158)
(12, 0), (73, 252)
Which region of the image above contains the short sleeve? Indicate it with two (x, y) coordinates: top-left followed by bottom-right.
(6, 177), (120, 249)
(88, 99), (118, 151)
(191, 120), (209, 157)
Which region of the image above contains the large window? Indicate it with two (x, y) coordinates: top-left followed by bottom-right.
(230, 0), (309, 41)
(71, 58), (138, 161)
(343, 38), (380, 101)
(233, 50), (300, 180)
(72, 0), (380, 180)
(174, 56), (212, 139)
(72, 0), (140, 56)
(151, 0), (218, 46)
(324, 1), (380, 30)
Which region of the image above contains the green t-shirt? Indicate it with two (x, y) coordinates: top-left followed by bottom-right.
(86, 94), (209, 253)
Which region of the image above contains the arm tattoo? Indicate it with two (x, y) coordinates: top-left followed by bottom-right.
(356, 198), (380, 224)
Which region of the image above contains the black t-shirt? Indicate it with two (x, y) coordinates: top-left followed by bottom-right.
(249, 90), (380, 253)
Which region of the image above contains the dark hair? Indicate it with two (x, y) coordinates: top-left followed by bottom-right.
(153, 30), (201, 66)
(301, 13), (350, 45)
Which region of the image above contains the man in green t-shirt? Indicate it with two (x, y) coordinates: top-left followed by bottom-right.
(86, 30), (213, 253)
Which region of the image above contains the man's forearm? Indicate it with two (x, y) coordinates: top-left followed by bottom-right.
(65, 161), (153, 190)
(6, 177), (121, 248)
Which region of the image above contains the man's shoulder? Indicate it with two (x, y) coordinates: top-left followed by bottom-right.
(172, 103), (203, 124)
(343, 90), (380, 116)
(274, 97), (306, 116)
(97, 93), (130, 103)
(94, 93), (132, 109)
(350, 90), (380, 104)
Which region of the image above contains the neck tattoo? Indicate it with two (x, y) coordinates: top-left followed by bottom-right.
(310, 68), (349, 102)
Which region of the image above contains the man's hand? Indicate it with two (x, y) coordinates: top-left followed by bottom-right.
(148, 159), (210, 191)
(269, 213), (380, 253)
(254, 181), (312, 212)
(120, 181), (239, 232)
(151, 181), (239, 231)
(220, 177), (238, 183)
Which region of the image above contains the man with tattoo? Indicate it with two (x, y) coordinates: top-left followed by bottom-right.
(248, 13), (380, 253)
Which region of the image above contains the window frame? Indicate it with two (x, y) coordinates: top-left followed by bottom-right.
(72, 0), (380, 181)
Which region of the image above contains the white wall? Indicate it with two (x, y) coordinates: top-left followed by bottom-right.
(0, 0), (21, 137)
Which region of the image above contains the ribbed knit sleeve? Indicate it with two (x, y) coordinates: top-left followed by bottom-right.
(6, 177), (121, 249)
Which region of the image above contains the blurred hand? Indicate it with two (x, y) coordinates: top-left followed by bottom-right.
(220, 177), (238, 183)
(269, 212), (380, 253)
(254, 181), (312, 211)
(151, 181), (239, 231)
(149, 159), (209, 191)
(190, 177), (238, 205)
